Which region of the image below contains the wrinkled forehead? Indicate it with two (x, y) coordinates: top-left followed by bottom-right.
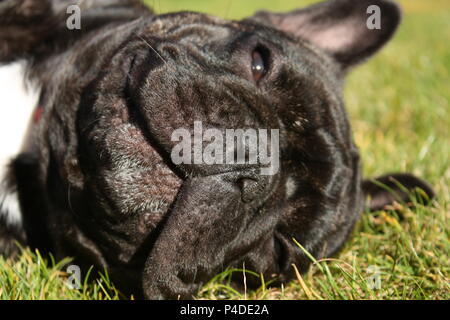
(124, 12), (341, 133)
(141, 11), (332, 68)
(144, 12), (236, 46)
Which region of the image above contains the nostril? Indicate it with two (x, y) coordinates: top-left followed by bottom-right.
(237, 177), (262, 203)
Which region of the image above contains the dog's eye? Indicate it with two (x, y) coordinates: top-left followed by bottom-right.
(251, 47), (269, 82)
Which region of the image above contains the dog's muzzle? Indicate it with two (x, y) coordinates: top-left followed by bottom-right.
(142, 168), (279, 299)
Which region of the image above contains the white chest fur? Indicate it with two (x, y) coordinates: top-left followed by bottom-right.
(0, 62), (40, 226)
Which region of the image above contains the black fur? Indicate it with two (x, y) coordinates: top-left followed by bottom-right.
(363, 173), (435, 212)
(0, 0), (435, 299)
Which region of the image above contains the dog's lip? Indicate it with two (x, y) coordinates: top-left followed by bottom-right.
(141, 168), (280, 299)
(176, 163), (267, 180)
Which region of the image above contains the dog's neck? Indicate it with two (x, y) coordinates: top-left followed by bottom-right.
(0, 61), (40, 226)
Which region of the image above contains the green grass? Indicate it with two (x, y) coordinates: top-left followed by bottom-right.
(0, 250), (123, 300)
(1, 0), (448, 300)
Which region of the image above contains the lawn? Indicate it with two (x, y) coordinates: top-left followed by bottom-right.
(0, 0), (448, 300)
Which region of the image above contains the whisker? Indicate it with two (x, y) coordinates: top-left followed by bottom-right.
(137, 35), (167, 64)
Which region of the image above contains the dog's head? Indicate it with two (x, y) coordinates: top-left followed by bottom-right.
(2, 0), (433, 299)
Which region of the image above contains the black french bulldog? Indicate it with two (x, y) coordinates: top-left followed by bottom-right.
(0, 0), (435, 299)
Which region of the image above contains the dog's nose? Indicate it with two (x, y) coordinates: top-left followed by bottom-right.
(234, 173), (273, 203)
(216, 169), (276, 205)
(237, 177), (260, 203)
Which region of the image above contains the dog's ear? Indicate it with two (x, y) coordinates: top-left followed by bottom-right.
(0, 0), (152, 63)
(363, 173), (435, 212)
(250, 0), (401, 69)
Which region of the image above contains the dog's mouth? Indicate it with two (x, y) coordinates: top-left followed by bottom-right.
(139, 166), (280, 299)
